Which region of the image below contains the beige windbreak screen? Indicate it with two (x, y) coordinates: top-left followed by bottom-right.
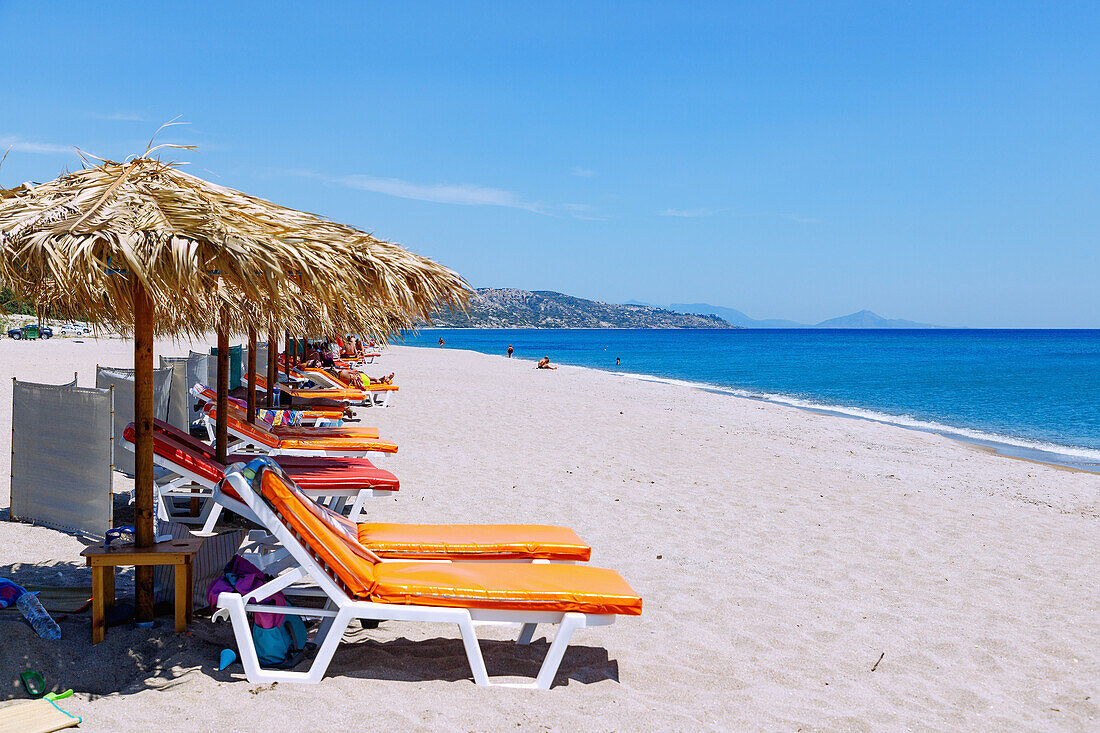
(159, 356), (191, 431)
(10, 378), (114, 538)
(96, 366), (173, 476)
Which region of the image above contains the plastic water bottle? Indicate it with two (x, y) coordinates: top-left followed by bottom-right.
(272, 384), (282, 408)
(16, 592), (61, 640)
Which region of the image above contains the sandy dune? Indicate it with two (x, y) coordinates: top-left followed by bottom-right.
(0, 338), (1096, 731)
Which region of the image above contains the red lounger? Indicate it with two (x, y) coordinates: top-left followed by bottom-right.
(127, 421), (400, 531)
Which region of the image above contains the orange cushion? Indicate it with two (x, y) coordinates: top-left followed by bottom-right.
(258, 471), (377, 597)
(357, 524), (591, 561)
(226, 415), (280, 448)
(286, 387), (367, 401)
(370, 562), (643, 615)
(275, 436), (398, 453)
(272, 426), (380, 439)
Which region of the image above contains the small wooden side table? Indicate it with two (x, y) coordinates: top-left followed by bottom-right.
(80, 537), (204, 644)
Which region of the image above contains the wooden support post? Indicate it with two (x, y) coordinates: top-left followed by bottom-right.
(246, 326), (257, 424)
(266, 331), (277, 408)
(286, 331), (294, 368)
(216, 310), (229, 464)
(132, 276), (155, 623)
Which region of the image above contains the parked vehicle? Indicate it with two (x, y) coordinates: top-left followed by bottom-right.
(7, 324), (52, 340)
(59, 323), (91, 336)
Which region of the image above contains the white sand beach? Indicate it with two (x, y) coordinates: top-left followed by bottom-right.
(1, 338), (1097, 731)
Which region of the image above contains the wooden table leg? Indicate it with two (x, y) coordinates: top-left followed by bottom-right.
(184, 559), (193, 623)
(103, 566), (115, 613)
(174, 563), (187, 633)
(91, 565), (105, 644)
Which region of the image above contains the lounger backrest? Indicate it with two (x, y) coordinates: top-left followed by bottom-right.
(302, 367), (354, 390)
(152, 419), (218, 461)
(192, 383), (248, 411)
(236, 458), (380, 598)
(203, 406), (280, 448)
(124, 422), (225, 486)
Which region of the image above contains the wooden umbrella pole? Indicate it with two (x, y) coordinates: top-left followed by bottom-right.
(216, 310), (229, 464)
(266, 331), (277, 408)
(285, 331), (292, 370)
(132, 276), (156, 623)
(246, 326), (257, 423)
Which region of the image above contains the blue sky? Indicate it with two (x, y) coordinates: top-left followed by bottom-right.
(1, 1), (1097, 327)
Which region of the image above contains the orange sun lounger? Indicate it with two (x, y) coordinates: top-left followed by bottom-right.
(214, 458), (641, 688)
(204, 407), (398, 457)
(124, 420), (400, 531)
(202, 399), (381, 440)
(193, 382), (346, 422)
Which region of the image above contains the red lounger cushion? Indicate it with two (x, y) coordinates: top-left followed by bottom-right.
(238, 455), (399, 493)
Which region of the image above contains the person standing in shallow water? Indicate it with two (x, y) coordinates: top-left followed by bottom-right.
(616, 357), (621, 366)
(507, 344), (513, 358)
(438, 337), (444, 348)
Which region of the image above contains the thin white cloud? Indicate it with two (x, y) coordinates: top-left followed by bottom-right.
(660, 207), (724, 218)
(94, 112), (149, 122)
(733, 210), (821, 225)
(559, 202), (604, 221)
(287, 169), (599, 220)
(334, 173), (545, 212)
(660, 207), (820, 223)
(0, 135), (72, 155)
(570, 167), (595, 177)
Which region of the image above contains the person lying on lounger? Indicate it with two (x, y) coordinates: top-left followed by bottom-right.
(536, 356), (557, 370)
(332, 369), (394, 388)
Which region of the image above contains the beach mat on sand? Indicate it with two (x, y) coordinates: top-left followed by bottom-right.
(0, 698), (81, 732)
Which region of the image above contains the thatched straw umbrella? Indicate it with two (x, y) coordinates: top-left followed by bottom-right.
(0, 154), (467, 621)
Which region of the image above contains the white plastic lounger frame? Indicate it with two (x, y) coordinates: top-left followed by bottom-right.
(212, 469), (615, 689)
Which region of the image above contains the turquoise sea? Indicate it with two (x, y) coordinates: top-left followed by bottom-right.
(405, 329), (1100, 472)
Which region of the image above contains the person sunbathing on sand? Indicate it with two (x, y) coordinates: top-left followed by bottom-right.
(536, 356), (557, 370)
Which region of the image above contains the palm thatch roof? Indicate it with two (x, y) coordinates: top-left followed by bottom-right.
(0, 155), (469, 338)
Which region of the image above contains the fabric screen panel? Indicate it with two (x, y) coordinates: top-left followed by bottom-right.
(254, 342), (268, 382)
(190, 350), (216, 393)
(185, 352), (212, 421)
(239, 343), (269, 387)
(96, 366), (173, 476)
(10, 378), (113, 538)
(210, 345), (243, 390)
(159, 356), (190, 430)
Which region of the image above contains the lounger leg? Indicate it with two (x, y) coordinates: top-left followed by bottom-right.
(303, 607), (354, 684)
(456, 616), (491, 686)
(517, 623), (538, 645)
(347, 491), (368, 521)
(314, 599), (340, 645)
(200, 501), (223, 534)
(534, 613), (585, 690)
(218, 593), (352, 685)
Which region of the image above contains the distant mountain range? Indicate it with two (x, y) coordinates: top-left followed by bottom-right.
(666, 303), (943, 329)
(431, 289), (732, 328)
